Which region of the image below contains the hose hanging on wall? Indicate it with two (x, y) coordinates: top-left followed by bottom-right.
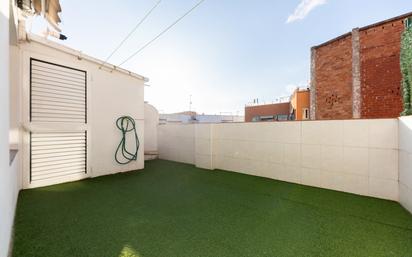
(115, 116), (140, 164)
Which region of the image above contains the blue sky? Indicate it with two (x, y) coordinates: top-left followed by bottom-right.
(31, 0), (411, 115)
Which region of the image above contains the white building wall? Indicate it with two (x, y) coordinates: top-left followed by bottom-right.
(144, 103), (159, 153)
(158, 119), (400, 201)
(0, 1), (20, 257)
(15, 37), (145, 187)
(158, 124), (195, 164)
(399, 116), (412, 213)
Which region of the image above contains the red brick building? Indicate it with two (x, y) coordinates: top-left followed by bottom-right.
(310, 12), (411, 120)
(245, 102), (290, 122)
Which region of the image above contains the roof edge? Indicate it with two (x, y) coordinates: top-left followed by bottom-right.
(312, 32), (352, 50)
(245, 102), (291, 108)
(312, 11), (412, 50)
(359, 11), (412, 31)
(25, 33), (149, 82)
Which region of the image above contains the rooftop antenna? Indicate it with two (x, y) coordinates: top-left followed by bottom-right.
(189, 94), (192, 112)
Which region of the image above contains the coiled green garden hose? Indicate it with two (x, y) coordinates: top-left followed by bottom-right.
(115, 116), (140, 164)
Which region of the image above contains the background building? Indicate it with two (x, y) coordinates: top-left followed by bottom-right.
(245, 88), (310, 122)
(160, 112), (244, 124)
(245, 102), (290, 122)
(290, 88), (310, 120)
(311, 12), (412, 120)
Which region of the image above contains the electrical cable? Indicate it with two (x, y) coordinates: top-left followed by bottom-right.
(118, 0), (206, 66)
(100, 0), (162, 68)
(115, 116), (140, 165)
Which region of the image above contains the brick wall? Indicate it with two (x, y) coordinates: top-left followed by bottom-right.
(314, 35), (353, 120)
(245, 103), (290, 122)
(359, 19), (404, 118)
(312, 13), (410, 120)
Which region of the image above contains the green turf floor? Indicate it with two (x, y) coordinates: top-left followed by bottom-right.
(13, 159), (412, 257)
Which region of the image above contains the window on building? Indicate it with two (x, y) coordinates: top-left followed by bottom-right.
(277, 115), (289, 121)
(303, 108), (309, 120)
(406, 17), (412, 28)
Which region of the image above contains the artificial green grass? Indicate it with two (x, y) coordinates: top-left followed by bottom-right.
(13, 159), (412, 257)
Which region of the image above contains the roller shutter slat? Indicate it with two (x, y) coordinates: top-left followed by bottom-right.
(32, 104), (85, 113)
(32, 160), (86, 171)
(32, 148), (86, 156)
(31, 66), (86, 80)
(32, 102), (85, 110)
(32, 154), (86, 163)
(31, 69), (86, 83)
(32, 87), (85, 99)
(33, 62), (85, 77)
(32, 135), (85, 141)
(32, 78), (86, 90)
(32, 76), (85, 88)
(32, 169), (86, 181)
(32, 135), (85, 139)
(32, 82), (85, 94)
(32, 95), (86, 106)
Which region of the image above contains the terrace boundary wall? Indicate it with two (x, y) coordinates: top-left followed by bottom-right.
(159, 119), (407, 206)
(399, 116), (412, 213)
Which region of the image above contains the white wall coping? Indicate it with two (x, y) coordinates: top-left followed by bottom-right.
(24, 33), (149, 82)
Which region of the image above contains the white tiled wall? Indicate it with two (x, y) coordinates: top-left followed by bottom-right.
(399, 116), (412, 213)
(158, 124), (195, 164)
(158, 119), (401, 201)
(195, 124), (213, 169)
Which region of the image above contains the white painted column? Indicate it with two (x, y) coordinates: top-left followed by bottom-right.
(0, 1), (14, 257)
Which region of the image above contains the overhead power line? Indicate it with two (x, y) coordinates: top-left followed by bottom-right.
(118, 0), (206, 66)
(100, 0), (162, 68)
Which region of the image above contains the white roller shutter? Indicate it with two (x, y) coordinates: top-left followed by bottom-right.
(29, 58), (88, 186)
(30, 132), (87, 182)
(30, 59), (86, 123)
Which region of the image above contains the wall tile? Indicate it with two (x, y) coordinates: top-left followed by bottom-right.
(343, 120), (369, 147)
(320, 171), (345, 191)
(369, 148), (398, 180)
(369, 178), (399, 201)
(195, 124), (211, 139)
(399, 116), (412, 153)
(302, 121), (323, 144)
(343, 147), (369, 176)
(321, 120), (344, 146)
(321, 146), (344, 172)
(301, 167), (322, 188)
(399, 151), (412, 190)
(399, 183), (412, 214)
(301, 144), (321, 169)
(284, 143), (301, 167)
(195, 138), (211, 155)
(195, 154), (212, 170)
(341, 173), (369, 196)
(275, 122), (301, 144)
(244, 141), (262, 161)
(260, 162), (283, 180)
(278, 165), (301, 184)
(266, 142), (284, 164)
(369, 119), (398, 149)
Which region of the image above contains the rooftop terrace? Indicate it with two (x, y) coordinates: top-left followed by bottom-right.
(13, 160), (412, 257)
